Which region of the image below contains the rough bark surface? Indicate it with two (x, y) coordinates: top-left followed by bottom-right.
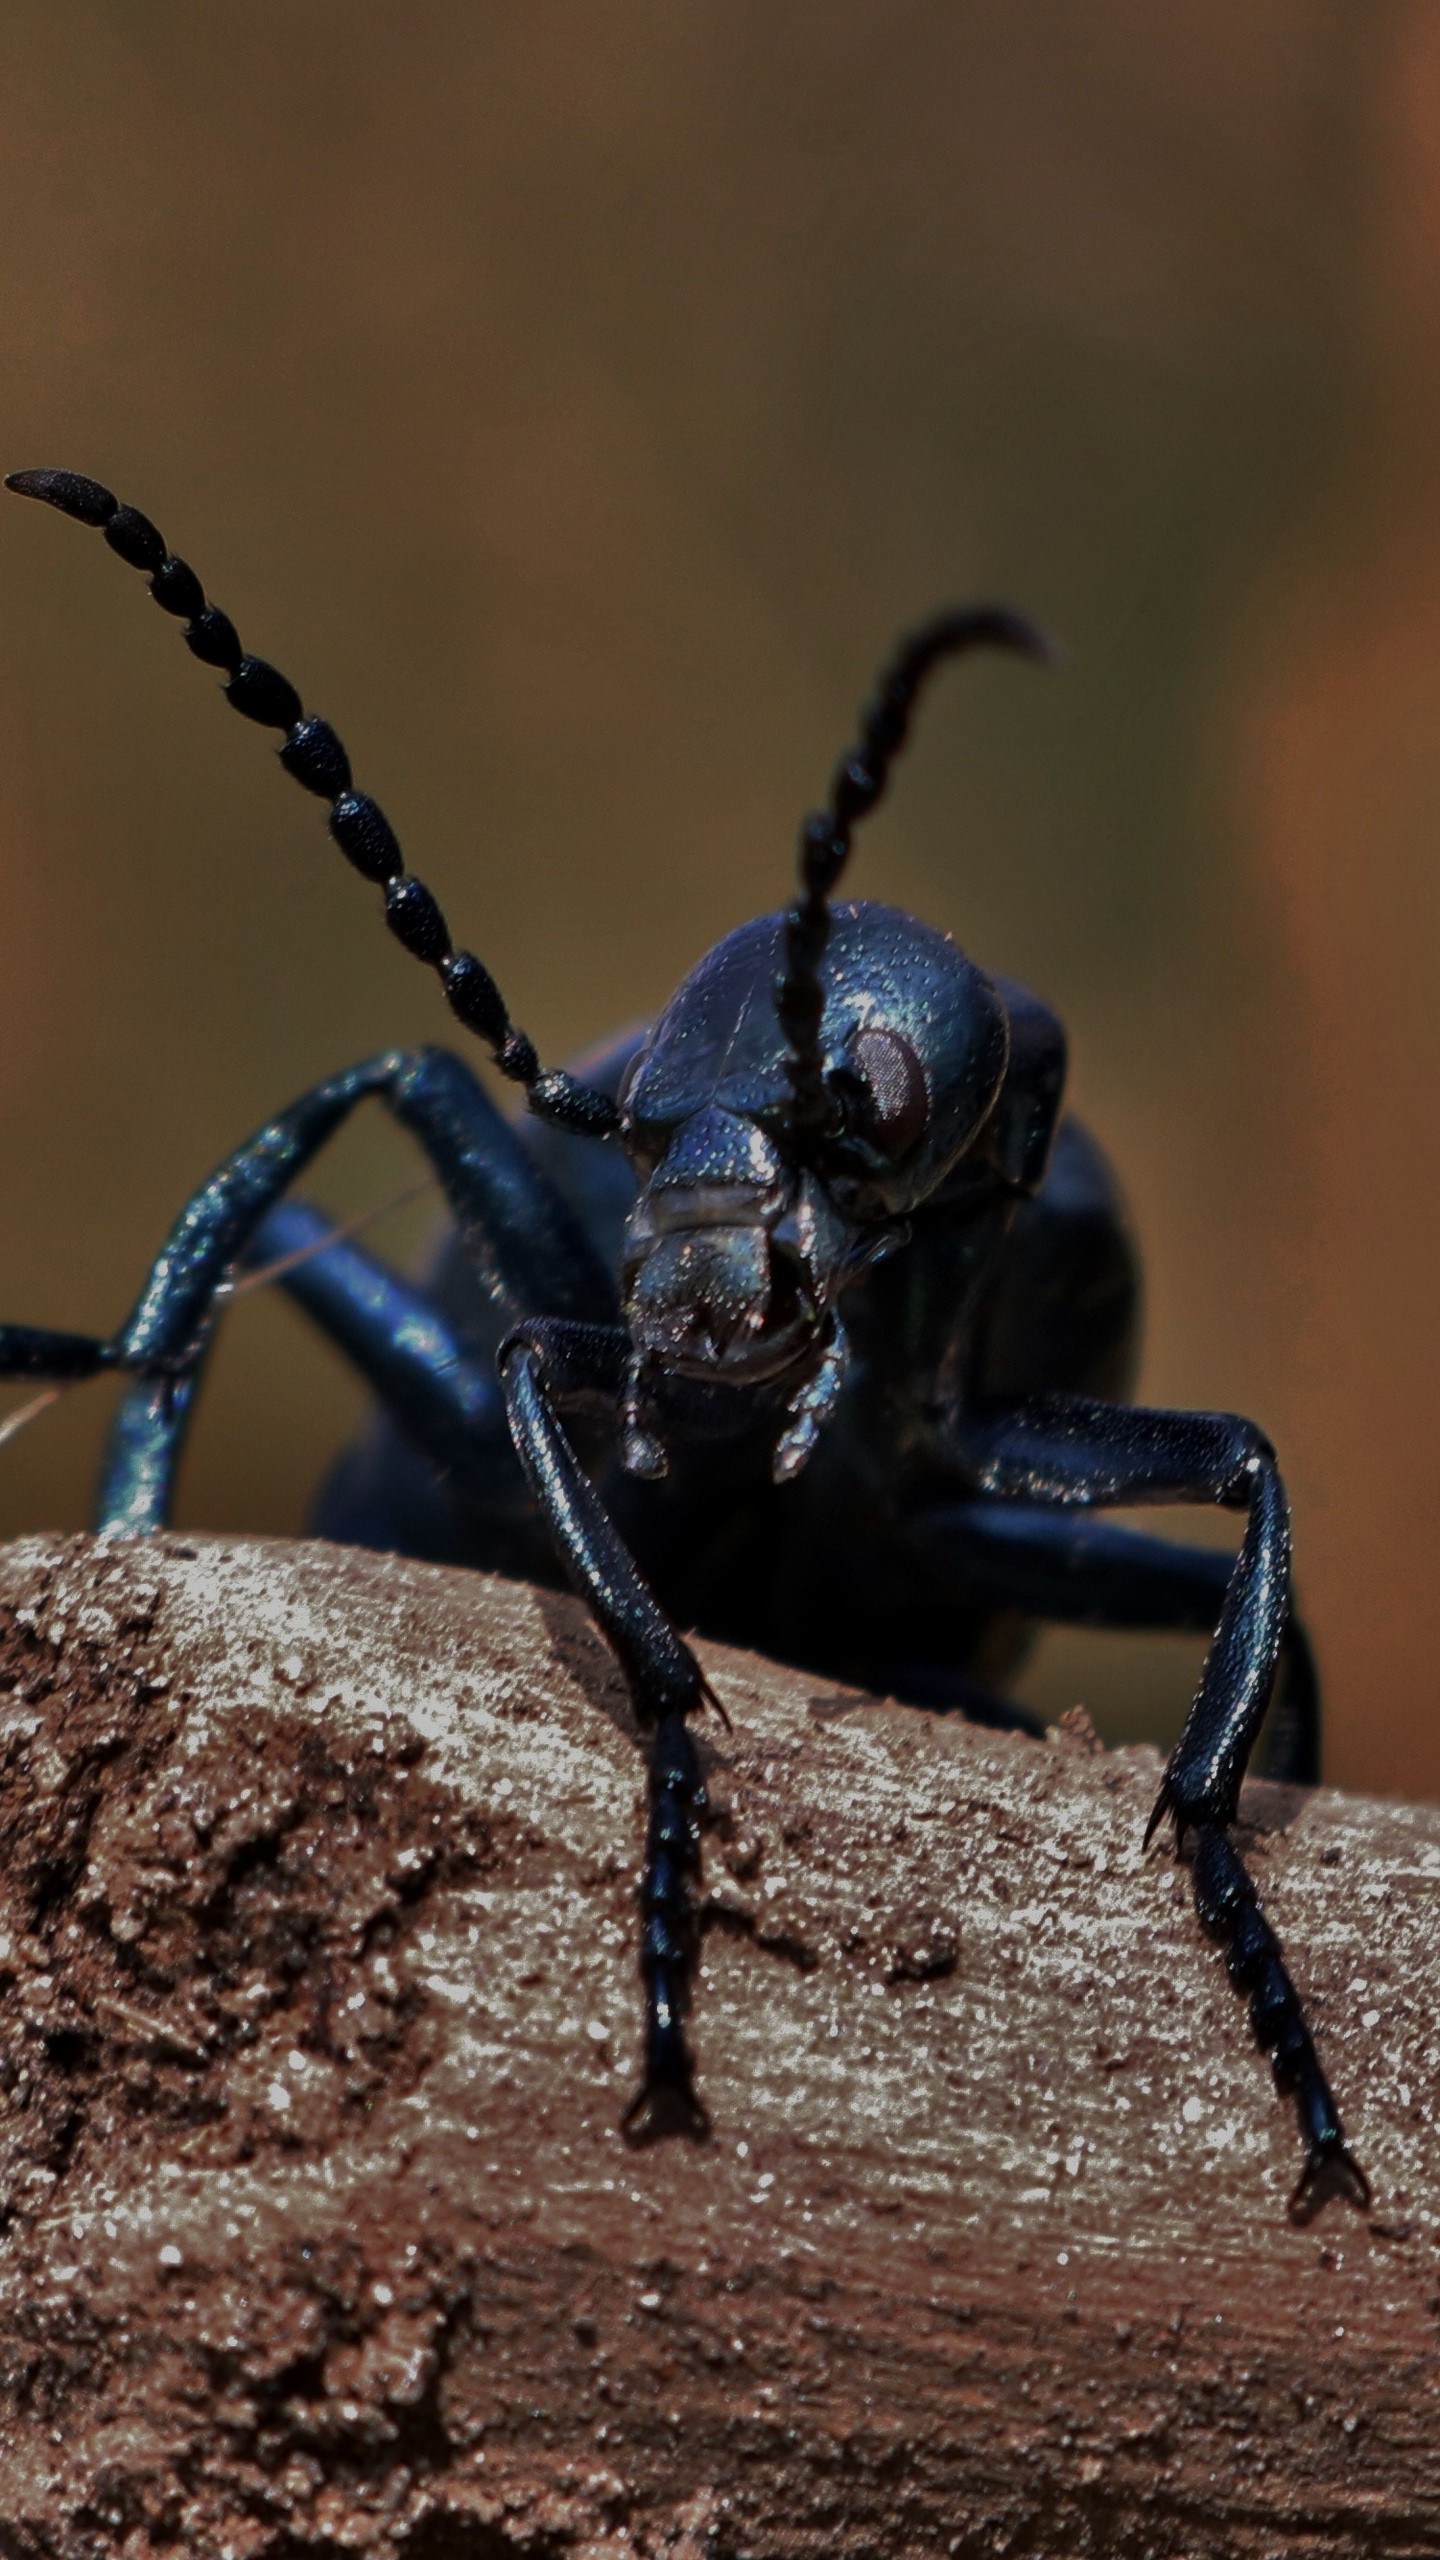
(0, 1533), (1434, 2557)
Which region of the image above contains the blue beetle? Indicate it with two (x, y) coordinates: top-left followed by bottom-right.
(0, 468), (1366, 2217)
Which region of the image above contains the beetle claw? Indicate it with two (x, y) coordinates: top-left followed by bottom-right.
(1143, 1777), (1176, 1851)
(621, 2074), (710, 2146)
(1288, 2134), (1371, 2223)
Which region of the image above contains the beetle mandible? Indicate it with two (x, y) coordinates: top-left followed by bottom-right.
(0, 466), (1368, 2219)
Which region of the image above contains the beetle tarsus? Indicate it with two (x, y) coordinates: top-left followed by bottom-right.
(1188, 1820), (1367, 2215)
(628, 1708), (709, 2138)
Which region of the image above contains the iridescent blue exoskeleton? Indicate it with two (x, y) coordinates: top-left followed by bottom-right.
(0, 468), (1368, 2218)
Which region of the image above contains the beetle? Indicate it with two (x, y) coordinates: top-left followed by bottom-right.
(0, 465), (1368, 2218)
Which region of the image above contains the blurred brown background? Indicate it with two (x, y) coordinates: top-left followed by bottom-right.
(0, 2), (1435, 1793)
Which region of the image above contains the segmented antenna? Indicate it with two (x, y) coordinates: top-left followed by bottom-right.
(776, 606), (1055, 1136)
(5, 468), (619, 1141)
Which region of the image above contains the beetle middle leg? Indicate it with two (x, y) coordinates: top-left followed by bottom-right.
(0, 1043), (617, 1533)
(940, 1394), (1368, 2216)
(96, 1199), (526, 1542)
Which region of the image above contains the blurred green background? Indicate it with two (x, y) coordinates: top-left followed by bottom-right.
(1, 2), (1436, 1794)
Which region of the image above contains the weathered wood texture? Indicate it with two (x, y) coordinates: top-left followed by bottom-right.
(0, 1533), (1434, 2557)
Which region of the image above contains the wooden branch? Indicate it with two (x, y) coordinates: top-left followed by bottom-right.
(0, 1532), (1435, 2555)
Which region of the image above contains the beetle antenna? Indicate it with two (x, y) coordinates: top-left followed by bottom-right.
(776, 606), (1056, 1136)
(6, 468), (619, 1143)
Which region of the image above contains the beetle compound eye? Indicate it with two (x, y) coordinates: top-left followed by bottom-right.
(845, 1024), (928, 1161)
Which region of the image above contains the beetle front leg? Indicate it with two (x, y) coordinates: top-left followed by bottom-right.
(499, 1317), (713, 2136)
(948, 1395), (1369, 2217)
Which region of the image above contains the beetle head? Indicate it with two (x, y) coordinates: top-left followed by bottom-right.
(618, 900), (1012, 1478)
